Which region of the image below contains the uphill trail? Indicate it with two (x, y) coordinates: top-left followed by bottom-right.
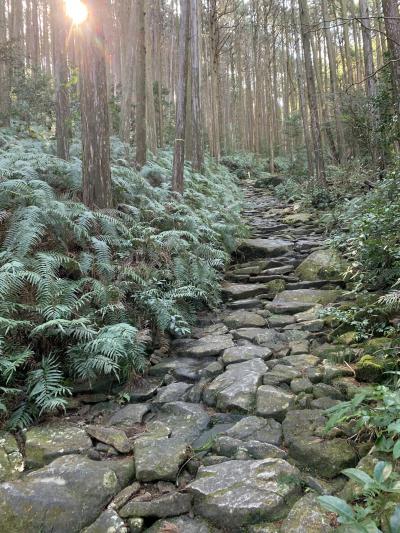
(0, 178), (363, 532)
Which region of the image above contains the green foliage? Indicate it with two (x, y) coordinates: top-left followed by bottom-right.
(0, 129), (244, 428)
(325, 386), (400, 459)
(319, 463), (400, 532)
(330, 171), (400, 291)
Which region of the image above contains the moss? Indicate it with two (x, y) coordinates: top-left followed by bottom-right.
(337, 331), (358, 345)
(355, 355), (384, 382)
(265, 279), (286, 294)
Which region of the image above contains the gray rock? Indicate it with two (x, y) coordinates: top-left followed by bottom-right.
(119, 491), (192, 518)
(283, 410), (357, 478)
(201, 360), (224, 378)
(86, 425), (132, 454)
(310, 397), (341, 410)
(113, 482), (141, 509)
(24, 424), (92, 468)
(128, 518), (144, 533)
(175, 335), (234, 357)
(267, 314), (296, 327)
(256, 385), (295, 421)
(273, 289), (342, 307)
(153, 382), (192, 403)
(83, 509), (128, 533)
(149, 357), (215, 382)
(222, 283), (268, 300)
(152, 402), (211, 444)
(0, 432), (24, 482)
(213, 436), (286, 460)
(313, 383), (344, 400)
(107, 404), (150, 427)
(290, 377), (313, 394)
(134, 436), (189, 482)
(280, 493), (334, 532)
(189, 459), (301, 531)
(238, 238), (294, 258)
(263, 364), (301, 385)
(222, 345), (272, 365)
(128, 378), (163, 401)
(295, 249), (347, 282)
(203, 359), (267, 412)
(224, 416), (282, 446)
(223, 310), (266, 329)
(0, 455), (134, 532)
(279, 353), (320, 369)
(144, 515), (214, 533)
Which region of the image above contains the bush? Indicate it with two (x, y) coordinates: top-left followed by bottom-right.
(0, 130), (244, 428)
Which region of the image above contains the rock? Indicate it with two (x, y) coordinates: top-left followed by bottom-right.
(0, 432), (24, 482)
(151, 402), (210, 444)
(189, 459), (301, 530)
(213, 436), (286, 460)
(273, 289), (342, 307)
(107, 404), (150, 427)
(247, 523), (280, 533)
(280, 493), (334, 532)
(24, 424), (92, 468)
(267, 300), (316, 315)
(264, 279), (286, 294)
(228, 298), (263, 310)
(144, 515), (214, 533)
(337, 331), (358, 345)
(113, 482), (141, 509)
(283, 410), (357, 478)
(222, 345), (272, 365)
(263, 364), (301, 385)
(267, 314), (296, 327)
(175, 335), (234, 357)
(238, 238), (294, 258)
(191, 323), (229, 338)
(223, 310), (266, 329)
(201, 360), (224, 378)
(295, 249), (347, 282)
(128, 378), (163, 401)
(312, 383), (344, 400)
(134, 435), (189, 482)
(310, 397), (341, 410)
(83, 509), (128, 533)
(233, 327), (268, 342)
(224, 416), (282, 446)
(355, 355), (384, 382)
(289, 340), (310, 354)
(279, 353), (320, 369)
(203, 358), (267, 412)
(128, 518), (144, 533)
(0, 455), (133, 532)
(283, 213), (313, 224)
(119, 491), (192, 518)
(149, 357), (215, 382)
(291, 377), (313, 394)
(256, 385), (295, 421)
(154, 382), (192, 403)
(222, 283), (267, 300)
(86, 425), (132, 454)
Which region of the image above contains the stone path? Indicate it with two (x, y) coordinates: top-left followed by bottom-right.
(0, 180), (364, 532)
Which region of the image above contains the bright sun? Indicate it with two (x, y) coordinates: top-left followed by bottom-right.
(65, 0), (88, 25)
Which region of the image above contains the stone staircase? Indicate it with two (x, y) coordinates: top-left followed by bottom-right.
(0, 180), (362, 532)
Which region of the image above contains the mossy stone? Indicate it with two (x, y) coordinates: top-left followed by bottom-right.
(265, 279), (286, 294)
(355, 355), (384, 382)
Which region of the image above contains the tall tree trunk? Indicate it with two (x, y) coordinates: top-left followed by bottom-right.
(79, 0), (112, 208)
(51, 0), (70, 160)
(298, 0), (326, 182)
(382, 0), (400, 108)
(360, 0), (377, 98)
(136, 0), (147, 167)
(0, 1), (10, 126)
(190, 0), (204, 172)
(172, 0), (189, 193)
(119, 0), (136, 144)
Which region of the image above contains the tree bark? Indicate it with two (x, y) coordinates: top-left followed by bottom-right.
(136, 0), (147, 167)
(190, 0), (204, 172)
(79, 0), (112, 209)
(382, 0), (400, 107)
(172, 0), (190, 193)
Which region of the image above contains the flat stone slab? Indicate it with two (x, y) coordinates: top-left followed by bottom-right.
(222, 283), (267, 301)
(119, 491), (192, 518)
(86, 425), (131, 454)
(107, 404), (150, 427)
(134, 435), (188, 482)
(281, 493), (334, 532)
(224, 416), (282, 446)
(203, 359), (267, 412)
(145, 516), (214, 533)
(149, 357), (215, 382)
(256, 385), (295, 421)
(238, 238), (294, 258)
(151, 402), (211, 444)
(222, 345), (272, 365)
(83, 509), (127, 533)
(189, 459), (301, 531)
(0, 455), (134, 532)
(174, 334), (234, 357)
(223, 310), (266, 329)
(273, 289), (342, 307)
(153, 382), (192, 403)
(24, 424), (92, 468)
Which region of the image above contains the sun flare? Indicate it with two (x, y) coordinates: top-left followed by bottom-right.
(65, 0), (88, 25)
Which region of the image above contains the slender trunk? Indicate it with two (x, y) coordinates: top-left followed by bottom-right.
(136, 0), (147, 167)
(79, 0), (112, 208)
(172, 0), (189, 193)
(190, 0), (204, 172)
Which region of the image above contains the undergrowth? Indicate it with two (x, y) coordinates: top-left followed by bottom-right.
(0, 128), (244, 428)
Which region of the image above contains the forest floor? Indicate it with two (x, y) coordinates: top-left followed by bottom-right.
(0, 177), (367, 532)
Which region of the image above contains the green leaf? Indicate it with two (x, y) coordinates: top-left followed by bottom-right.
(343, 468), (373, 486)
(374, 461), (393, 483)
(393, 440), (400, 459)
(318, 495), (355, 521)
(387, 420), (400, 434)
(389, 506), (400, 533)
